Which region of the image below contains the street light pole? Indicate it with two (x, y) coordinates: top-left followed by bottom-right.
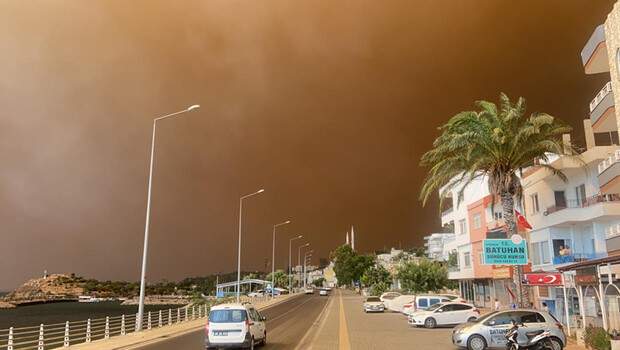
(288, 235), (303, 291)
(137, 104), (200, 331)
(236, 189), (265, 303)
(303, 251), (313, 289)
(297, 243), (310, 290)
(271, 220), (291, 298)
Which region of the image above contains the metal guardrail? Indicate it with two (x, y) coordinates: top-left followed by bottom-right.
(0, 295), (272, 350)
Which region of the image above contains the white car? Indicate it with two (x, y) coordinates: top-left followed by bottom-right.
(206, 302), (266, 349)
(363, 296), (385, 313)
(386, 295), (415, 312)
(247, 290), (264, 298)
(379, 291), (401, 303)
(407, 302), (479, 328)
(304, 287), (314, 294)
(319, 289), (328, 296)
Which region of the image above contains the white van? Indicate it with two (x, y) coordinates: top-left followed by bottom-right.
(402, 295), (452, 315)
(206, 302), (266, 349)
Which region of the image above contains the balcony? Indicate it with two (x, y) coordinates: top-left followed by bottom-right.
(605, 222), (620, 239)
(590, 82), (615, 132)
(540, 193), (620, 227)
(599, 150), (620, 193)
(552, 253), (604, 265)
(581, 24), (609, 74)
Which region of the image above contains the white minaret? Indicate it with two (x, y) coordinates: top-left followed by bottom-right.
(351, 225), (355, 251)
(346, 232), (350, 245)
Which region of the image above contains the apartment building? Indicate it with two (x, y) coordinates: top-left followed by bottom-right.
(582, 1), (620, 256)
(440, 178), (517, 308)
(423, 233), (455, 261)
(517, 2), (620, 326)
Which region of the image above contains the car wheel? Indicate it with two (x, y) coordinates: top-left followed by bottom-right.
(467, 335), (487, 350)
(549, 337), (563, 350)
(424, 317), (436, 329)
(467, 316), (477, 322)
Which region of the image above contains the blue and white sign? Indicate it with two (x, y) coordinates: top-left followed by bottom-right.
(483, 238), (528, 265)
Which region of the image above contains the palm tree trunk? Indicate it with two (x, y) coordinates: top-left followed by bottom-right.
(500, 190), (527, 308)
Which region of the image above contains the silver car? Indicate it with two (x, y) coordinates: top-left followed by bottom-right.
(451, 309), (565, 350)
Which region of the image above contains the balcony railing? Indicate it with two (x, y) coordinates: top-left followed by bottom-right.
(552, 253), (604, 265)
(590, 82), (613, 112)
(598, 149), (620, 174)
(545, 193), (620, 215)
(605, 223), (620, 239)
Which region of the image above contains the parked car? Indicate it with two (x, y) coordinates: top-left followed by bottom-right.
(403, 295), (453, 315)
(319, 289), (329, 296)
(385, 295), (415, 312)
(379, 291), (401, 303)
(247, 290), (264, 298)
(440, 294), (467, 303)
(206, 302), (267, 349)
(451, 309), (565, 350)
(363, 296), (385, 313)
(408, 302), (479, 328)
(304, 287), (314, 294)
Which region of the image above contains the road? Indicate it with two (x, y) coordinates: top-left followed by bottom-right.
(137, 293), (328, 350)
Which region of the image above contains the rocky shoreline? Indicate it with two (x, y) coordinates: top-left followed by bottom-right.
(0, 301), (15, 309)
(121, 296), (190, 305)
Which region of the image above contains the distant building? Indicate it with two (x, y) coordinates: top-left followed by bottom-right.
(423, 233), (455, 261)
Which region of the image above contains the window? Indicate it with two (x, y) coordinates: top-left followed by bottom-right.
(473, 213), (482, 229)
(532, 241), (551, 265)
(530, 193), (540, 214)
(494, 211), (503, 220)
(552, 239), (573, 257)
(209, 309), (247, 323)
(452, 304), (473, 311)
(486, 312), (518, 326)
(576, 184), (586, 205)
(429, 298), (441, 306)
(459, 219), (467, 235)
(554, 191), (566, 208)
(516, 311), (545, 323)
(438, 304), (456, 312)
(418, 298), (428, 308)
(464, 252), (471, 268)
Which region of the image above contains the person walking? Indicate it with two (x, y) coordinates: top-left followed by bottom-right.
(494, 298), (501, 311)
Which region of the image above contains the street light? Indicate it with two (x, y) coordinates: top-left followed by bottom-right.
(303, 250), (313, 289)
(236, 188), (265, 302)
(271, 220), (291, 298)
(297, 243), (310, 290)
(289, 235), (303, 291)
(137, 104), (201, 331)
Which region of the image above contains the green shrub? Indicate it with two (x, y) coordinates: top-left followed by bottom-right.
(584, 325), (611, 350)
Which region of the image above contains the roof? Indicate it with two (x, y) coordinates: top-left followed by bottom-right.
(210, 302), (251, 310)
(216, 279), (271, 289)
(557, 254), (620, 271)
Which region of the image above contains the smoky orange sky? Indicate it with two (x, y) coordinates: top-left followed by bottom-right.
(0, 1), (614, 289)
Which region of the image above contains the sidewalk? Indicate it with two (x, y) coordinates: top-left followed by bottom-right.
(67, 294), (300, 350)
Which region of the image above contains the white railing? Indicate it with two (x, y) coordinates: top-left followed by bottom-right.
(0, 295), (274, 350)
(605, 223), (620, 239)
(590, 81), (613, 113)
(597, 149), (620, 174)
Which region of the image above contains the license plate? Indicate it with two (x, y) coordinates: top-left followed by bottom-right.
(213, 331), (228, 336)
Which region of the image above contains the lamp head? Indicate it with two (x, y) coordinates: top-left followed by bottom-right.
(257, 189), (265, 193)
(187, 104), (200, 111)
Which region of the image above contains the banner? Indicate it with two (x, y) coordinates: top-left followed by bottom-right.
(523, 273), (563, 286)
(483, 238), (528, 265)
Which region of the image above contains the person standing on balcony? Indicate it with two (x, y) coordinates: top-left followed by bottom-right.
(559, 246), (566, 256)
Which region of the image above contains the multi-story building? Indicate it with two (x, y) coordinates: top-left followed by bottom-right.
(518, 2), (620, 324)
(423, 233), (455, 261)
(582, 1), (620, 256)
(441, 178), (516, 308)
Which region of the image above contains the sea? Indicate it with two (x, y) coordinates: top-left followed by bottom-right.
(0, 301), (179, 330)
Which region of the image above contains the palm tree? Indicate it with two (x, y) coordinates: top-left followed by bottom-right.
(420, 93), (577, 306)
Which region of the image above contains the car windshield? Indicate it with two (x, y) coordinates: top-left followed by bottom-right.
(427, 303), (443, 311)
(209, 309), (247, 323)
(366, 297), (381, 302)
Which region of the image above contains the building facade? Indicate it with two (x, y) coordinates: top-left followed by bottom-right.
(423, 233), (455, 261)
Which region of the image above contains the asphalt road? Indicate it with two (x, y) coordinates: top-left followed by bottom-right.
(137, 293), (329, 350)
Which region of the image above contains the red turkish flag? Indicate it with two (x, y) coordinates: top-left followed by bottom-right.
(515, 210), (532, 230)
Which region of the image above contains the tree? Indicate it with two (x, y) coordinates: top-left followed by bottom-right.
(266, 270), (288, 288)
(409, 247), (426, 258)
(419, 93), (576, 306)
(331, 245), (375, 286)
(397, 259), (449, 293)
(313, 277), (326, 287)
(361, 265), (391, 296)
